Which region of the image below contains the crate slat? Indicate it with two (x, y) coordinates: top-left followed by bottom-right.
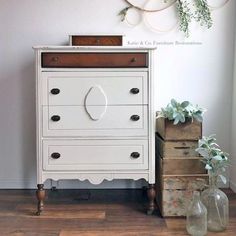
(161, 158), (206, 175)
(156, 118), (202, 141)
(156, 134), (198, 158)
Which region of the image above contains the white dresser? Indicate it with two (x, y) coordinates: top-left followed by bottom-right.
(34, 46), (156, 215)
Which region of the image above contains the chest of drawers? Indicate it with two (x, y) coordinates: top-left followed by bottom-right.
(33, 46), (156, 215)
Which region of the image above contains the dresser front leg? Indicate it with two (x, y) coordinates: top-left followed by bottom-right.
(36, 184), (45, 216)
(147, 184), (156, 215)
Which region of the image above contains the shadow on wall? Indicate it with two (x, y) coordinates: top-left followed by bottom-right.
(0, 54), (36, 188)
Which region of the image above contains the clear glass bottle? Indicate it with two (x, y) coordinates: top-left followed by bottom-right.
(201, 172), (229, 232)
(186, 191), (207, 236)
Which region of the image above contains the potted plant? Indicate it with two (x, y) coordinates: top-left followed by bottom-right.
(196, 135), (229, 232)
(156, 99), (205, 140)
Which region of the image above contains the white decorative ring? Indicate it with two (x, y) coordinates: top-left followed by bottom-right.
(143, 0), (178, 33)
(124, 6), (143, 27)
(208, 0), (230, 10)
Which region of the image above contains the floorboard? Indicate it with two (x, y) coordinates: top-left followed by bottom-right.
(0, 189), (235, 236)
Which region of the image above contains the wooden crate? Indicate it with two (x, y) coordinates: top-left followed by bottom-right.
(69, 35), (123, 46)
(156, 134), (198, 158)
(159, 185), (207, 217)
(156, 173), (208, 216)
(156, 155), (208, 217)
(156, 118), (202, 141)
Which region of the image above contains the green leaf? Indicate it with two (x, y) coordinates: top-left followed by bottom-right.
(171, 99), (178, 107)
(173, 117), (180, 125)
(181, 101), (189, 108)
(196, 148), (209, 158)
(205, 164), (212, 170)
(179, 114), (185, 123)
(212, 155), (223, 161)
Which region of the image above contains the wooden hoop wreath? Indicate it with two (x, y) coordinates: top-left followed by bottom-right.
(121, 0), (230, 34)
(124, 0), (229, 12)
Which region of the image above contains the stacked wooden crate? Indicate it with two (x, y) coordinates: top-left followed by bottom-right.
(156, 118), (208, 217)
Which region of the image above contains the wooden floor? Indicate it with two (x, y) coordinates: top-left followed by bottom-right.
(0, 188), (235, 236)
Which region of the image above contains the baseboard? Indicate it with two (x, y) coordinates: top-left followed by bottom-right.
(0, 179), (145, 189)
(230, 181), (236, 193)
(0, 180), (36, 189)
(0, 178), (230, 190)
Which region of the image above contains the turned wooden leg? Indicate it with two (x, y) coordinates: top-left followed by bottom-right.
(147, 184), (156, 215)
(36, 184), (45, 216)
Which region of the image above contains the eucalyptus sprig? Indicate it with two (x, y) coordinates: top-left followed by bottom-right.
(157, 99), (205, 125)
(118, 6), (131, 21)
(196, 135), (229, 184)
(177, 0), (193, 37)
(194, 0), (213, 28)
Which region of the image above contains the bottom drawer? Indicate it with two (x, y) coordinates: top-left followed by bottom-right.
(43, 140), (148, 171)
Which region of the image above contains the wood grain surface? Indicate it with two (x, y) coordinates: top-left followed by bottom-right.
(71, 35), (123, 46)
(0, 189), (235, 235)
(156, 118), (202, 141)
(156, 135), (199, 158)
(42, 53), (148, 68)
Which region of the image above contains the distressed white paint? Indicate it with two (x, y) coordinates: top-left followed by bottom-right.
(36, 46), (156, 187)
(43, 71), (148, 105)
(43, 139), (148, 171)
(85, 86), (107, 121)
(0, 0), (235, 188)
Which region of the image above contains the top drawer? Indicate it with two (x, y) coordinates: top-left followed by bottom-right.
(41, 53), (148, 68)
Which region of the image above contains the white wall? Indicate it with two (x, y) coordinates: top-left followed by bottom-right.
(230, 13), (236, 192)
(0, 0), (235, 189)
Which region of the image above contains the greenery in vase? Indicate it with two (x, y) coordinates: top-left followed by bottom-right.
(157, 99), (205, 125)
(196, 135), (229, 184)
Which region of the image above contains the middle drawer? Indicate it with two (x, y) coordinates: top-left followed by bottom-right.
(43, 105), (148, 137)
(42, 71), (147, 106)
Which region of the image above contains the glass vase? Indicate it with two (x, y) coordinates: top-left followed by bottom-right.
(201, 172), (229, 232)
(186, 191), (207, 236)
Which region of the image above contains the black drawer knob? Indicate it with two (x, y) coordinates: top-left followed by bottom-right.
(131, 57), (137, 63)
(51, 115), (61, 122)
(131, 152), (140, 158)
(130, 115), (140, 121)
(130, 88), (140, 94)
(51, 152), (61, 159)
(51, 88), (60, 95)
